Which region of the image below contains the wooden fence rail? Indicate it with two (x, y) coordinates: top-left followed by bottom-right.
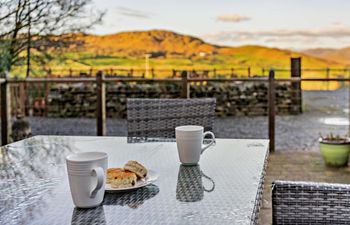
(42, 67), (254, 78)
(2, 70), (350, 152)
(39, 66), (350, 79)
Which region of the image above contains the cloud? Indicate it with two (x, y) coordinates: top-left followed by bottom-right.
(262, 36), (318, 44)
(332, 22), (343, 26)
(217, 14), (250, 23)
(204, 25), (350, 43)
(116, 6), (152, 19)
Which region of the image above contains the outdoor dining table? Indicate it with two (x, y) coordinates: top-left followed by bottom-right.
(0, 136), (269, 225)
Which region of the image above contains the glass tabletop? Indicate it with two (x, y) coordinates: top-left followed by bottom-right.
(0, 136), (268, 225)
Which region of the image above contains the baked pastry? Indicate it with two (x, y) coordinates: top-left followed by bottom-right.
(124, 160), (147, 179)
(106, 168), (124, 184)
(108, 168), (137, 188)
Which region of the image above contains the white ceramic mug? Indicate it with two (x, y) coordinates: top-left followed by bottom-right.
(175, 125), (215, 165)
(66, 152), (108, 208)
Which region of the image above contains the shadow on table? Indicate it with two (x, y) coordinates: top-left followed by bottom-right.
(71, 184), (159, 224)
(176, 165), (215, 202)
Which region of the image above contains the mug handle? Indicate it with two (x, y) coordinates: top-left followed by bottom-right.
(201, 171), (215, 192)
(201, 131), (215, 154)
(90, 167), (105, 198)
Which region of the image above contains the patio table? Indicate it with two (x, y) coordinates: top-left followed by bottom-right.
(0, 136), (268, 225)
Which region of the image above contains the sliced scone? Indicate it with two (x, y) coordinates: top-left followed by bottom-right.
(107, 168), (124, 184)
(110, 170), (137, 189)
(124, 160), (148, 179)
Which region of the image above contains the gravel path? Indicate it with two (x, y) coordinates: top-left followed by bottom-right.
(26, 89), (349, 151)
(216, 89), (349, 151)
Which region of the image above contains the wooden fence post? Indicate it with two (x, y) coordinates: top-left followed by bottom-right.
(151, 68), (155, 78)
(1, 73), (11, 145)
(89, 68), (93, 77)
(44, 80), (49, 117)
(268, 70), (275, 152)
(96, 71), (106, 136)
(23, 81), (29, 116)
(19, 82), (26, 116)
(349, 82), (350, 136)
(348, 69), (350, 136)
(181, 71), (190, 98)
(291, 57), (302, 113)
(326, 67), (330, 91)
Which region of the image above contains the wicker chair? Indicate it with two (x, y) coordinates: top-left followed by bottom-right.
(127, 98), (216, 142)
(272, 180), (350, 225)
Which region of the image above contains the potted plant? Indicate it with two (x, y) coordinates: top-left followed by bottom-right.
(319, 133), (350, 167)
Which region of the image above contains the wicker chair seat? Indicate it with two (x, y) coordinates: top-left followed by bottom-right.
(272, 180), (350, 225)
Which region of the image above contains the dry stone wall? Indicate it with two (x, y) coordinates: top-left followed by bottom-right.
(47, 82), (300, 118)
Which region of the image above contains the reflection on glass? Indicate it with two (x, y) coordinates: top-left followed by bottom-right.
(127, 136), (176, 143)
(71, 184), (159, 224)
(71, 206), (106, 225)
(176, 165), (215, 202)
(0, 136), (75, 224)
(103, 184), (159, 208)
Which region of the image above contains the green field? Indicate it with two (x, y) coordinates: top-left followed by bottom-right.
(9, 29), (349, 91)
(11, 52), (344, 76)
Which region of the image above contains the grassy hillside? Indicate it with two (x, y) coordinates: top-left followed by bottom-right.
(80, 30), (219, 57)
(11, 30), (348, 90)
(303, 47), (350, 65)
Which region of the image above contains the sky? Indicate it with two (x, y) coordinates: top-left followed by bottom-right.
(91, 0), (350, 50)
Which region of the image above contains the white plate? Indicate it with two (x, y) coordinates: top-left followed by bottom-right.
(105, 170), (159, 192)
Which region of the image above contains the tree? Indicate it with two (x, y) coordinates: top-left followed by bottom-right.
(0, 0), (104, 76)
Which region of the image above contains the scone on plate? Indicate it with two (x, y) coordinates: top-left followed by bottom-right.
(107, 168), (124, 184)
(124, 160), (147, 179)
(108, 168), (137, 189)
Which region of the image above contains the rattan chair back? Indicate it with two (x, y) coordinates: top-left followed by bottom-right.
(127, 98), (216, 142)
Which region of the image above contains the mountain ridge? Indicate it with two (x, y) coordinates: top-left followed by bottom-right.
(303, 47), (350, 65)
(74, 29), (343, 68)
(79, 29), (220, 58)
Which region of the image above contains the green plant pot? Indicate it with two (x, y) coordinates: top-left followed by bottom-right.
(320, 142), (350, 167)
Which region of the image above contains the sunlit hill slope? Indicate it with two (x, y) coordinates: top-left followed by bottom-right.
(72, 30), (343, 73)
(14, 29), (347, 89)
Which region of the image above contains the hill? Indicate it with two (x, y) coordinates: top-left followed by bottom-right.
(303, 47), (350, 65)
(79, 30), (219, 58)
(12, 29), (346, 85)
(73, 30), (342, 70)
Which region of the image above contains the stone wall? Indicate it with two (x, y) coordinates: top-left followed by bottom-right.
(47, 82), (300, 118)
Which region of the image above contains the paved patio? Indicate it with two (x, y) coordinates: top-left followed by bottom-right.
(259, 151), (350, 225)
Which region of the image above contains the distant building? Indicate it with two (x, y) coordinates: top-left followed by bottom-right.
(199, 52), (207, 57)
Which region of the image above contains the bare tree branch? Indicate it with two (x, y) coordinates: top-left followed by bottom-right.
(0, 0), (105, 74)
